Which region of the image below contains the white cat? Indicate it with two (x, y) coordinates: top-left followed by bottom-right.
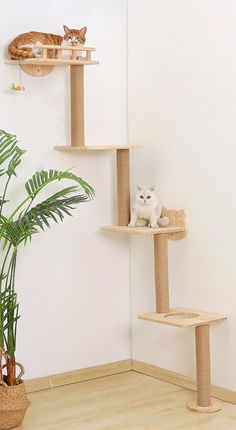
(128, 185), (169, 228)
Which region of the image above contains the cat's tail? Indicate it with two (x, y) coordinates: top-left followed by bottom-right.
(8, 41), (36, 59)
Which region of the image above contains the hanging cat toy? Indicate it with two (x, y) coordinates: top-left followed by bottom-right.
(10, 67), (25, 92)
(10, 83), (25, 92)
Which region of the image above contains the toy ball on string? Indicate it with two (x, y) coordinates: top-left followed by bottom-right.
(9, 66), (25, 93)
(10, 83), (25, 92)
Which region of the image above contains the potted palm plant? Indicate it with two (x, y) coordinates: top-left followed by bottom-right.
(0, 130), (94, 429)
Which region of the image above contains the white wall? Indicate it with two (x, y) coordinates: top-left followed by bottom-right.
(1, 0), (235, 392)
(128, 0), (236, 391)
(0, 0), (130, 379)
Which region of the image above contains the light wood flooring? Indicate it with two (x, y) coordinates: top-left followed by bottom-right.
(21, 371), (236, 430)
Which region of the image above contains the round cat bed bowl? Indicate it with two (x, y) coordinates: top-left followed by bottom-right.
(164, 312), (200, 321)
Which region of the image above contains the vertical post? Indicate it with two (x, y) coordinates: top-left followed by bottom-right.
(195, 324), (211, 407)
(116, 149), (130, 226)
(86, 51), (92, 61)
(72, 50), (77, 60)
(70, 65), (84, 147)
(57, 49), (62, 59)
(187, 324), (221, 412)
(42, 47), (48, 60)
(154, 234), (169, 313)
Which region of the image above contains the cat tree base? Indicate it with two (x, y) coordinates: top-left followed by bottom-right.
(187, 400), (221, 413)
(139, 312), (226, 413)
(186, 324), (223, 413)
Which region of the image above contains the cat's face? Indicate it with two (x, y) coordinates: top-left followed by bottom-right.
(63, 25), (87, 46)
(136, 185), (156, 205)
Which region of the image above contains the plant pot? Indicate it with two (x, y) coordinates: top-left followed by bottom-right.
(0, 380), (30, 430)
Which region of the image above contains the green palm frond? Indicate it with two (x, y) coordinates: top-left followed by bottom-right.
(0, 131), (95, 364)
(0, 286), (20, 355)
(0, 131), (18, 165)
(7, 147), (25, 177)
(24, 192), (89, 230)
(1, 221), (35, 248)
(0, 288), (11, 347)
(8, 169), (94, 224)
(0, 215), (8, 230)
(0, 131), (25, 177)
(0, 197), (8, 206)
(5, 293), (19, 356)
(2, 187), (90, 246)
(25, 169), (94, 200)
(0, 284), (19, 346)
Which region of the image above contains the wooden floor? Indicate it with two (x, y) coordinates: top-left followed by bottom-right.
(21, 371), (236, 430)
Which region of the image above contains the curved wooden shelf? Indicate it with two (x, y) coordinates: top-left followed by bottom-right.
(55, 145), (142, 151)
(138, 308), (227, 328)
(101, 225), (184, 236)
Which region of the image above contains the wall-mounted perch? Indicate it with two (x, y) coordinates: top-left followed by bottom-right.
(7, 45), (98, 75)
(7, 45), (98, 147)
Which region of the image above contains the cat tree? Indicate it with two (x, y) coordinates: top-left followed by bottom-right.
(101, 156), (227, 412)
(7, 45), (227, 412)
(100, 153), (227, 412)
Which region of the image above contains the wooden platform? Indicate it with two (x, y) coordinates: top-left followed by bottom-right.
(101, 225), (185, 236)
(138, 308), (227, 328)
(55, 145), (142, 151)
(7, 58), (98, 67)
(7, 44), (98, 67)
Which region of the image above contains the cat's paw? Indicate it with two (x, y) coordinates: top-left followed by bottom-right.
(150, 223), (158, 228)
(128, 222), (136, 227)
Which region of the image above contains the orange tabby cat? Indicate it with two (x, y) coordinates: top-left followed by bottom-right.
(8, 25), (87, 59)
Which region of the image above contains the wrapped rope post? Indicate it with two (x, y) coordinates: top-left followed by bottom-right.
(196, 324), (211, 407)
(70, 65), (84, 147)
(116, 149), (130, 226)
(187, 324), (221, 413)
(154, 234), (169, 313)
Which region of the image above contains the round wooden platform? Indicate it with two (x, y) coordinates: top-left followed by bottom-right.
(187, 399), (222, 413)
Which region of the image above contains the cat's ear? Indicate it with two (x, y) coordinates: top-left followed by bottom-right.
(137, 185), (142, 191)
(63, 25), (70, 34)
(149, 185), (155, 191)
(80, 26), (87, 36)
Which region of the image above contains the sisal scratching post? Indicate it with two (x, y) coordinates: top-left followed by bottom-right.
(70, 65), (84, 147)
(154, 234), (169, 313)
(187, 324), (221, 412)
(116, 149), (130, 226)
